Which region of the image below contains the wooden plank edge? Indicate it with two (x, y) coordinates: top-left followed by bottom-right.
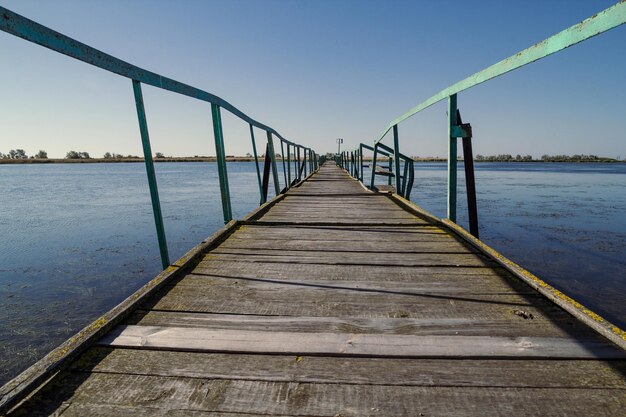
(284, 165), (320, 190)
(442, 219), (626, 351)
(239, 193), (287, 222)
(387, 193), (626, 351)
(0, 222), (244, 413)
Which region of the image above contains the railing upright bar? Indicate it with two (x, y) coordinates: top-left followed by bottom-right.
(463, 136), (479, 238)
(210, 103), (233, 223)
(303, 148), (308, 177)
(458, 110), (479, 238)
(359, 145), (364, 182)
(132, 80), (170, 270)
(287, 144), (292, 185)
(393, 125), (402, 192)
(388, 156), (393, 186)
(370, 144), (378, 189)
(266, 131), (280, 196)
(280, 140), (288, 190)
(406, 160), (415, 200)
(249, 124), (264, 201)
(296, 147), (301, 180)
(295, 147), (299, 181)
(402, 157), (409, 198)
(447, 94), (458, 222)
(261, 142), (271, 204)
(349, 152), (353, 176)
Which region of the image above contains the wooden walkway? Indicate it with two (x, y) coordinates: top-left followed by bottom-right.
(3, 163), (625, 416)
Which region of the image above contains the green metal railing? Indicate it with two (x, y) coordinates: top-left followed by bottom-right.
(337, 143), (414, 200)
(0, 6), (318, 270)
(343, 1), (626, 238)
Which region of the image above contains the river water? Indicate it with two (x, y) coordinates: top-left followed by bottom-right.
(1, 161), (625, 384)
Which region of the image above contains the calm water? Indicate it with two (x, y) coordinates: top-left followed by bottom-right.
(1, 161), (625, 384)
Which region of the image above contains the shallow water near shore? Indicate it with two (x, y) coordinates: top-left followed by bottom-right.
(1, 161), (625, 385)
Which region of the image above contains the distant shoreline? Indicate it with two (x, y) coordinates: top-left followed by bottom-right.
(0, 157), (255, 164)
(0, 157), (623, 164)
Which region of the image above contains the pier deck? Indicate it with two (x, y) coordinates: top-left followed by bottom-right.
(3, 163), (625, 416)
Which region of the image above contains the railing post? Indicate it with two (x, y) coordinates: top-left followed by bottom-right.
(447, 94), (458, 222)
(211, 103), (233, 223)
(359, 145), (364, 182)
(406, 160), (415, 200)
(370, 144), (378, 189)
(303, 148), (308, 177)
(261, 142), (271, 204)
(294, 146), (299, 181)
(393, 124), (401, 193)
(463, 136), (479, 238)
(249, 124), (264, 202)
(280, 140), (288, 190)
(287, 144), (292, 186)
(402, 157), (409, 198)
(348, 151), (352, 175)
(387, 156), (393, 186)
(294, 146), (302, 182)
(266, 131), (280, 195)
(457, 109), (479, 238)
(132, 80), (170, 270)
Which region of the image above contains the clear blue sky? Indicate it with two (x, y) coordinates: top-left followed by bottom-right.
(1, 0), (624, 158)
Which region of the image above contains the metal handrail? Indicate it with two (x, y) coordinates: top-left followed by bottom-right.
(365, 2), (625, 237)
(375, 2), (626, 143)
(0, 7), (318, 269)
(338, 142), (414, 200)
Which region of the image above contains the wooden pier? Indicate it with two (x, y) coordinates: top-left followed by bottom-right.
(2, 163), (625, 416)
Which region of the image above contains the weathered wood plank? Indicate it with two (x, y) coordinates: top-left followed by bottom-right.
(202, 250), (496, 267)
(174, 273), (533, 294)
(71, 347), (626, 389)
(98, 326), (626, 359)
(126, 310), (598, 338)
(143, 277), (580, 321)
(192, 261), (512, 281)
(11, 372), (625, 417)
(232, 225), (449, 241)
(218, 238), (477, 253)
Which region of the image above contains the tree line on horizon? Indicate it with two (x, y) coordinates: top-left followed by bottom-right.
(474, 154), (619, 162)
(1, 149), (622, 162)
(0, 150), (145, 159)
(0, 149), (48, 159)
